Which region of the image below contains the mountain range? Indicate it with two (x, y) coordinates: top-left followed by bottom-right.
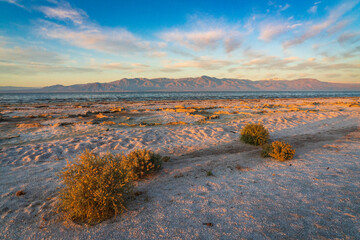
(1, 76), (360, 92)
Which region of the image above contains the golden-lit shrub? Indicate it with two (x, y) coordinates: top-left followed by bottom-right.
(58, 150), (133, 223)
(240, 123), (269, 146)
(123, 149), (162, 180)
(269, 141), (295, 161)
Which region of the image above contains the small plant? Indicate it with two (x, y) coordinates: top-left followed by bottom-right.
(123, 149), (162, 180)
(206, 170), (214, 176)
(240, 123), (269, 146)
(58, 150), (133, 223)
(261, 143), (272, 158)
(269, 141), (295, 161)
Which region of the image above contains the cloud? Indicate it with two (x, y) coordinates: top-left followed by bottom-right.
(160, 29), (224, 51)
(34, 2), (154, 55)
(280, 3), (290, 11)
(0, 45), (64, 64)
(242, 56), (300, 69)
(286, 60), (360, 71)
(0, 61), (98, 75)
(37, 2), (87, 25)
(95, 62), (151, 73)
(308, 5), (318, 14)
(258, 22), (301, 42)
(38, 20), (151, 54)
(327, 19), (352, 35)
(324, 73), (341, 78)
(337, 32), (360, 44)
(283, 0), (360, 48)
(149, 51), (167, 58)
(0, 39), (97, 75)
(0, 0), (24, 8)
(158, 17), (243, 53)
(164, 57), (233, 70)
(259, 24), (287, 42)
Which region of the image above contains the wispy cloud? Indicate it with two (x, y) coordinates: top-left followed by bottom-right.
(283, 0), (360, 48)
(327, 19), (352, 35)
(37, 2), (87, 25)
(337, 31), (360, 44)
(280, 3), (290, 11)
(158, 17), (243, 53)
(0, 0), (24, 8)
(96, 62), (151, 73)
(242, 56), (300, 69)
(35, 2), (153, 55)
(38, 20), (151, 54)
(259, 22), (301, 42)
(0, 44), (64, 64)
(308, 5), (318, 14)
(0, 37), (97, 75)
(163, 56), (233, 70)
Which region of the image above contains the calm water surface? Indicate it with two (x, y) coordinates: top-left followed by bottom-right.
(1, 91), (360, 104)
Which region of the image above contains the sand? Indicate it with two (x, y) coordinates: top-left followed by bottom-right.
(0, 97), (359, 239)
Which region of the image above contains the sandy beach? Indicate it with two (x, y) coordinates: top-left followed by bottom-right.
(1, 97), (359, 239)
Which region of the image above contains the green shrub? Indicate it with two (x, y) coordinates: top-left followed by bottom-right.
(58, 150), (133, 223)
(269, 141), (295, 161)
(206, 170), (214, 176)
(123, 149), (162, 180)
(261, 143), (272, 158)
(240, 123), (269, 146)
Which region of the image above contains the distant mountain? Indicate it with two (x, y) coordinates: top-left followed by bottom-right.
(3, 76), (360, 92)
(0, 86), (40, 92)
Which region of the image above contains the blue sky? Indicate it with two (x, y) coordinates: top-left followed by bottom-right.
(0, 0), (359, 87)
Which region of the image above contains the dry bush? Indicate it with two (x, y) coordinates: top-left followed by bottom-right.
(58, 151), (133, 224)
(122, 149), (162, 180)
(269, 141), (295, 161)
(240, 123), (269, 146)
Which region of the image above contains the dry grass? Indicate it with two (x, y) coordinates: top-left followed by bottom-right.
(269, 141), (296, 161)
(240, 123), (269, 146)
(122, 149), (162, 180)
(58, 151), (133, 224)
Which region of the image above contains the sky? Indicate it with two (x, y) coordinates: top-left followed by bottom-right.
(0, 0), (359, 87)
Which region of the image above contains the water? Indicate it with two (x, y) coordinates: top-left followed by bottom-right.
(0, 91), (359, 104)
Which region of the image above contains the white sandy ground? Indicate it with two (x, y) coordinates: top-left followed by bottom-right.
(0, 97), (360, 239)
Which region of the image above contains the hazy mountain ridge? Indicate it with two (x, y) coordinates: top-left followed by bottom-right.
(2, 76), (360, 92)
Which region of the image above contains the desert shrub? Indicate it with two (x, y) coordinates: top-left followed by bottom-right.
(269, 141), (295, 161)
(58, 150), (133, 223)
(206, 170), (214, 176)
(240, 123), (269, 146)
(261, 143), (272, 158)
(122, 149), (162, 180)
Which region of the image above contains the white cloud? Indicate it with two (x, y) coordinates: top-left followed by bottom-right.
(38, 2), (87, 25)
(327, 19), (352, 35)
(280, 3), (290, 11)
(164, 56), (233, 70)
(338, 32), (360, 44)
(38, 20), (151, 54)
(0, 44), (97, 75)
(308, 5), (318, 14)
(258, 22), (301, 42)
(34, 2), (157, 55)
(0, 0), (24, 8)
(0, 45), (64, 64)
(158, 18), (243, 53)
(160, 29), (224, 51)
(96, 62), (151, 73)
(283, 0), (360, 48)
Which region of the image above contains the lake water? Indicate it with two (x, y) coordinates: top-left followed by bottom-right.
(1, 91), (360, 104)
